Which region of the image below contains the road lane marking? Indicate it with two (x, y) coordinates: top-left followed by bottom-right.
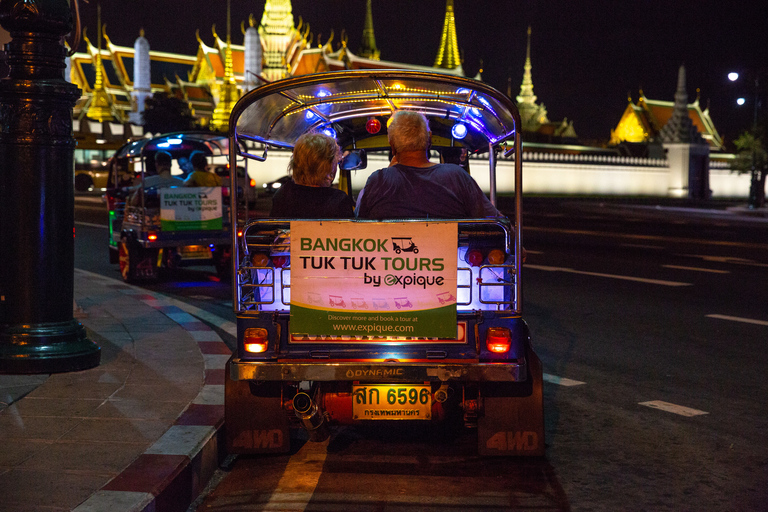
(621, 243), (664, 250)
(706, 314), (768, 327)
(639, 401), (708, 417)
(526, 264), (692, 287)
(543, 373), (585, 386)
(264, 437), (329, 510)
(75, 221), (107, 229)
(662, 264), (730, 274)
(679, 254), (768, 268)
(524, 226), (768, 250)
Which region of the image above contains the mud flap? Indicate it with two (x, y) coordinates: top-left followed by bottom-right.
(225, 357), (290, 454)
(477, 345), (545, 456)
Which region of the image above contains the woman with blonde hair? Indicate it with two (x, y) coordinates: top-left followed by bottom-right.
(270, 132), (354, 218)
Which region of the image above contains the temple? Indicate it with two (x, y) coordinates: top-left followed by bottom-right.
(68, 0), (474, 134)
(513, 27), (576, 142)
(610, 85), (723, 152)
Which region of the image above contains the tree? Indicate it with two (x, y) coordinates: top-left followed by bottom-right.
(732, 131), (767, 209)
(141, 92), (197, 134)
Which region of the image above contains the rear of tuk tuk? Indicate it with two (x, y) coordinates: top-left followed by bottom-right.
(106, 132), (240, 282)
(225, 70), (544, 456)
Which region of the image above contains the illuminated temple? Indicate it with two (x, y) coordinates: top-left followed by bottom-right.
(68, 0), (474, 134)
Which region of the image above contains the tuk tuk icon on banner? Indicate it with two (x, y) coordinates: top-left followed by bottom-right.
(392, 237), (419, 254)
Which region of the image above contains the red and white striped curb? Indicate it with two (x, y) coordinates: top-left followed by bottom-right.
(73, 276), (231, 512)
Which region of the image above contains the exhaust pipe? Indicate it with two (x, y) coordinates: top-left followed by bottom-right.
(292, 392), (330, 442)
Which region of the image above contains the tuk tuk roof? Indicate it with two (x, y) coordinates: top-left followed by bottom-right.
(114, 131), (230, 160)
(230, 70), (521, 155)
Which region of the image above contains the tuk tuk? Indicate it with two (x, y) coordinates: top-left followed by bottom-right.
(106, 131), (255, 282)
(225, 70), (544, 456)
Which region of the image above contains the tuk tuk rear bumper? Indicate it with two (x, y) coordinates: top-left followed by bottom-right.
(229, 358), (526, 383)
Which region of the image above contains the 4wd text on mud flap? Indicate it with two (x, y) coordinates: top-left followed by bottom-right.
(232, 429), (285, 449)
(486, 431), (539, 451)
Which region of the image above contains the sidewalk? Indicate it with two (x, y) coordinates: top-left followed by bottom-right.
(0, 269), (230, 512)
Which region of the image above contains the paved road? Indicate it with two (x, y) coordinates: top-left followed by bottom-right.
(75, 195), (768, 511)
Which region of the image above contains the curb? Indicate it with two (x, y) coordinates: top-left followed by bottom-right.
(72, 277), (231, 512)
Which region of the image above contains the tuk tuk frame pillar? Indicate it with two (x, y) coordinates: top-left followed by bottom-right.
(0, 0), (100, 373)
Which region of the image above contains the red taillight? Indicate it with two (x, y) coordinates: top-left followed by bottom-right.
(237, 230), (244, 237)
(272, 255), (289, 268)
(249, 179), (256, 187)
(486, 327), (511, 353)
(244, 328), (268, 353)
(148, 232), (158, 241)
(466, 249), (484, 267)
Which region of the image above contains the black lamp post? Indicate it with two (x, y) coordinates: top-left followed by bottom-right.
(0, 0), (100, 373)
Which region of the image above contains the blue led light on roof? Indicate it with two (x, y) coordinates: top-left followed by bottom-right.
(167, 138), (183, 145)
(456, 88), (472, 95)
(316, 89), (331, 98)
(321, 126), (337, 138)
(451, 122), (468, 139)
(305, 110), (318, 121)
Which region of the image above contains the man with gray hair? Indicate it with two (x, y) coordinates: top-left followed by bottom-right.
(355, 110), (500, 219)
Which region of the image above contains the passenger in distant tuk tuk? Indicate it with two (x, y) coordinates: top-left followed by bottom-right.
(355, 110), (500, 219)
(269, 132), (354, 218)
(128, 151), (183, 205)
(183, 150), (222, 187)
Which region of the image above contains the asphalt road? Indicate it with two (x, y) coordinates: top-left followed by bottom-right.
(74, 195), (768, 511)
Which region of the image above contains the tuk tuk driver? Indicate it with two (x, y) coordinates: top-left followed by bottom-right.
(183, 150), (222, 187)
(355, 110), (501, 219)
(128, 151), (183, 205)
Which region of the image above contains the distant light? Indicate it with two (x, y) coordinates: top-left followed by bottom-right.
(728, 72), (739, 82)
(451, 122), (468, 140)
(95, 138), (107, 144)
(737, 97), (746, 106)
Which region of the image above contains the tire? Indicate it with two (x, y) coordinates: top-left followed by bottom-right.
(75, 173), (93, 192)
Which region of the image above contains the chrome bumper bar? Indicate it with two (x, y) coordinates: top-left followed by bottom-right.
(230, 359), (526, 382)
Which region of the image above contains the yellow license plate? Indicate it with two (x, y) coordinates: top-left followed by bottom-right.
(352, 384), (431, 420)
(180, 245), (211, 260)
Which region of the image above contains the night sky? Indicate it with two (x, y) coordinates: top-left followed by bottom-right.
(70, 1), (768, 143)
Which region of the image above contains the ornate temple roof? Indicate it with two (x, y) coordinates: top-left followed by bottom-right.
(610, 66), (722, 150)
(434, 0), (463, 73)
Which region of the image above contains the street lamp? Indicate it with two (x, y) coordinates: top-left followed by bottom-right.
(728, 70), (764, 209)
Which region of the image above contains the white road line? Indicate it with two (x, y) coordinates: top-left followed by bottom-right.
(679, 254), (768, 268)
(524, 249), (544, 255)
(706, 314), (768, 327)
(621, 243), (664, 250)
(662, 264), (730, 274)
(75, 221), (107, 229)
(542, 373), (585, 386)
(525, 264), (692, 287)
(264, 437), (329, 510)
(639, 400), (708, 417)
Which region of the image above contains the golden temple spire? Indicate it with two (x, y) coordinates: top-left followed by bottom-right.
(87, 2), (114, 123)
(259, 0), (296, 81)
(433, 0), (461, 69)
(211, 0), (241, 131)
(516, 26), (537, 107)
(358, 0), (380, 60)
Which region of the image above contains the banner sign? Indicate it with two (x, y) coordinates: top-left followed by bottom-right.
(160, 187), (222, 231)
(290, 221), (458, 339)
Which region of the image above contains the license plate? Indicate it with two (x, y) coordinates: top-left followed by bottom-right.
(352, 384), (431, 420)
(180, 245), (211, 260)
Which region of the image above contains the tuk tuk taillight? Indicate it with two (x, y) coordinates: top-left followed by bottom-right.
(486, 327), (511, 353)
(466, 249), (484, 267)
(251, 253), (269, 267)
(148, 232), (158, 241)
(249, 179), (256, 187)
(273, 256), (289, 268)
(487, 249), (506, 265)
(244, 328), (269, 353)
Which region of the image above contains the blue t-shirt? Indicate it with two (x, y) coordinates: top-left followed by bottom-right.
(355, 163), (500, 219)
